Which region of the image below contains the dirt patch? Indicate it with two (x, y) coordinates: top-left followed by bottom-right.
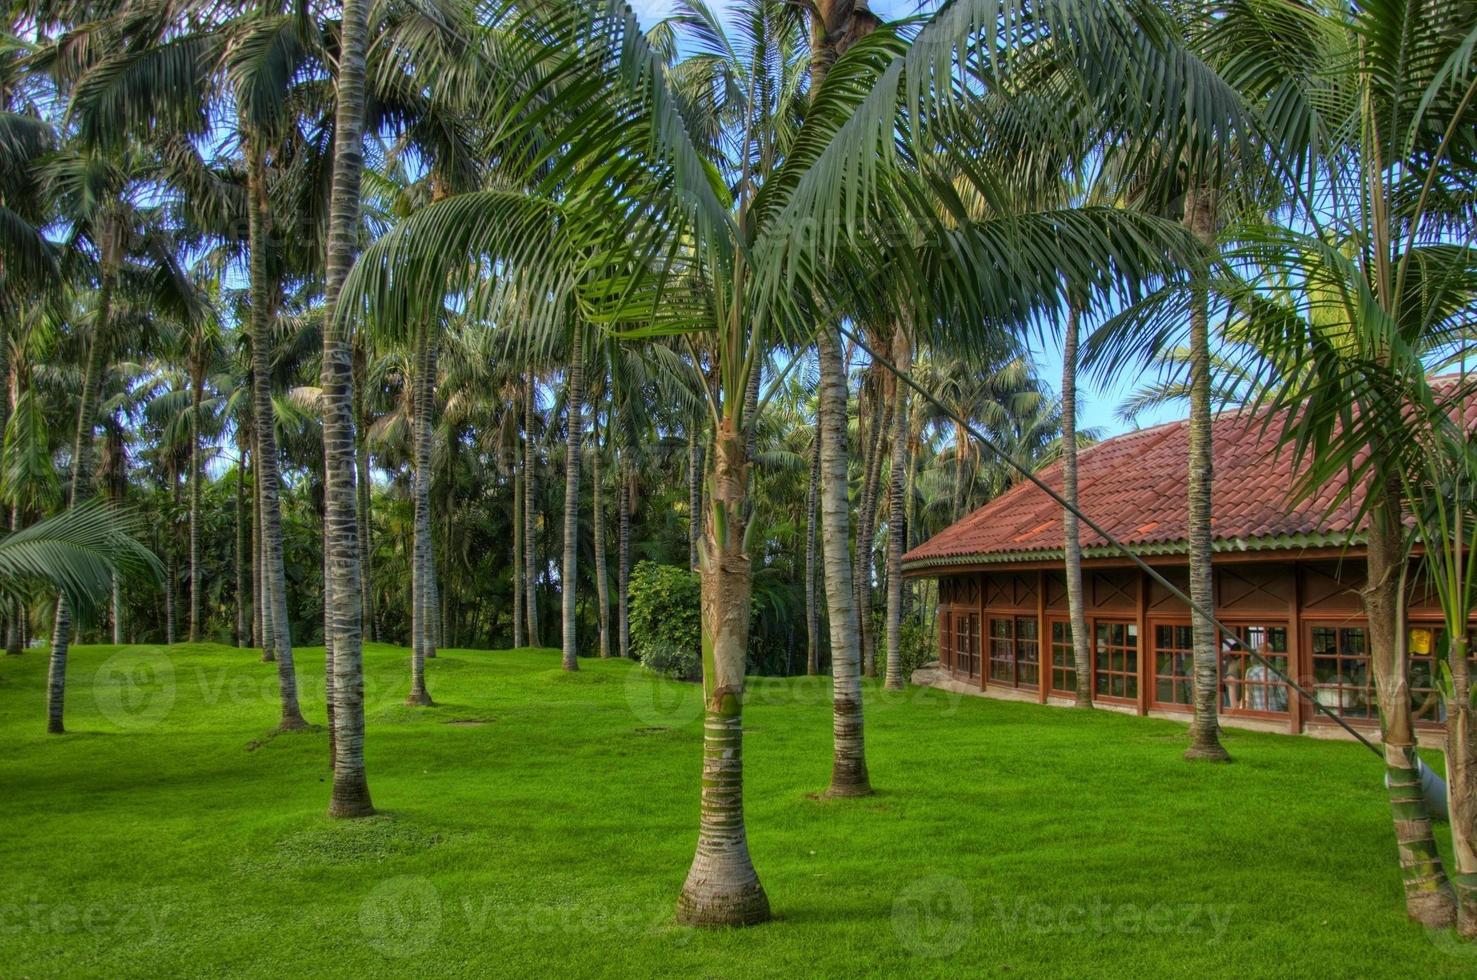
(444, 718), (491, 728)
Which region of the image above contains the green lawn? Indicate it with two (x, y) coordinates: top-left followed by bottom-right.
(0, 642), (1471, 978)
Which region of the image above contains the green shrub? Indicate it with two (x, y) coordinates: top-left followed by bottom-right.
(628, 561), (702, 680)
(869, 610), (938, 681)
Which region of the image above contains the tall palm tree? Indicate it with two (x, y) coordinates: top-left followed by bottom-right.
(1180, 180), (1230, 762)
(1095, 0), (1476, 928)
(1059, 303), (1092, 707)
(321, 0), (374, 818)
(817, 325), (871, 794)
(523, 376), (540, 647)
(342, 0), (1236, 926)
(560, 326), (584, 671)
(883, 320), (911, 690)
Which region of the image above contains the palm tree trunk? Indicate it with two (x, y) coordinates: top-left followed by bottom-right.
(689, 417), (702, 570)
(1367, 478), (1455, 926)
(618, 456), (632, 659)
(321, 0), (373, 817)
(855, 369), (886, 678)
(805, 425), (821, 676)
(591, 414), (611, 658)
(353, 339), (376, 642)
(817, 326), (871, 797)
(235, 453), (248, 647)
(429, 509), (442, 654)
(111, 573), (122, 645)
(408, 324), (435, 705)
(884, 326), (911, 691)
(512, 453), (524, 647)
(523, 379), (540, 647)
(188, 372), (203, 643)
(254, 441), (268, 655)
(675, 412), (769, 927)
(7, 505), (21, 656)
(47, 266), (114, 732)
(1061, 305), (1093, 708)
(324, 518), (337, 768)
(1445, 628), (1477, 934)
(1183, 184), (1228, 763)
(951, 423), (967, 522)
(246, 132), (305, 728)
(560, 329), (584, 671)
(165, 465), (179, 646)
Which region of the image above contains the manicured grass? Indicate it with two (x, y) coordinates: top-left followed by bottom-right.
(0, 642), (1470, 977)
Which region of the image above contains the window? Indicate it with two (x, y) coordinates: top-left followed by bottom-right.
(1153, 624), (1194, 706)
(1049, 621), (1077, 694)
(1409, 627), (1477, 723)
(1094, 621), (1138, 700)
(1221, 625), (1290, 714)
(1311, 626), (1372, 719)
(954, 613), (980, 678)
(988, 616), (1039, 689)
(939, 612), (954, 671)
(1017, 617), (1040, 688)
(989, 617), (1015, 684)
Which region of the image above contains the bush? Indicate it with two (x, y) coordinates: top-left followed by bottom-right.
(628, 561), (702, 680)
(869, 610), (938, 681)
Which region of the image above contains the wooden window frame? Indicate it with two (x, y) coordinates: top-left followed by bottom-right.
(1305, 620), (1375, 724)
(1092, 618), (1139, 703)
(1219, 620), (1293, 719)
(1046, 617), (1077, 696)
(1148, 618), (1194, 710)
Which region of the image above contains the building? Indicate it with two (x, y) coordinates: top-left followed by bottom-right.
(901, 405), (1476, 737)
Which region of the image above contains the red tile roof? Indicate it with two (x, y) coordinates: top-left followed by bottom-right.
(902, 386), (1476, 571)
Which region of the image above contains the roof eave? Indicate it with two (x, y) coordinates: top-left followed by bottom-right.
(901, 531), (1365, 575)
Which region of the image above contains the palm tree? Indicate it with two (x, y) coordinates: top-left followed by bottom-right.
(523, 376), (540, 647)
(1059, 303), (1092, 707)
(320, 0), (374, 818)
(1180, 181), (1230, 763)
(37, 140), (201, 732)
(560, 327), (584, 671)
(341, 0), (1236, 926)
(817, 325), (871, 795)
(1094, 0), (1476, 928)
(406, 317), (438, 704)
(883, 320), (911, 690)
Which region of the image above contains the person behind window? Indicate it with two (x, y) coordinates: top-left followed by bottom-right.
(1221, 649), (1243, 711)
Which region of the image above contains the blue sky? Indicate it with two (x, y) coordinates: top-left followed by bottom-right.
(627, 0), (1188, 437)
